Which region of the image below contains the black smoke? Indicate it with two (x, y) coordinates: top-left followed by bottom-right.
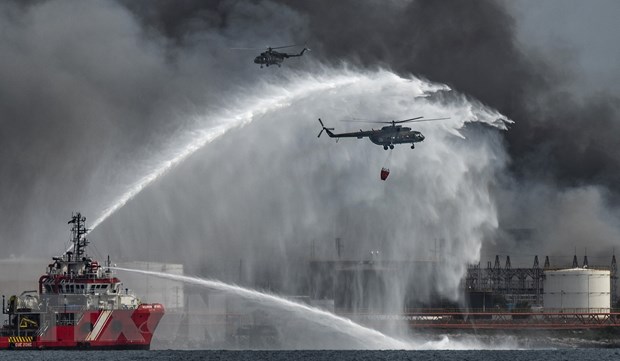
(122, 0), (620, 192)
(116, 0), (620, 261)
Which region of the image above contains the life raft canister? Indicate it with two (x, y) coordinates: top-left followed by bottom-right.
(90, 261), (100, 272)
(380, 167), (390, 181)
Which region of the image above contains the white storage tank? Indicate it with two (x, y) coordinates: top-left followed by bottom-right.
(543, 268), (610, 311)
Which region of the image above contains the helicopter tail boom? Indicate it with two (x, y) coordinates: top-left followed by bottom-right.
(286, 48), (310, 58)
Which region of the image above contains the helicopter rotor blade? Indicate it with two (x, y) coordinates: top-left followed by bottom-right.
(230, 44), (299, 51)
(340, 116), (424, 124)
(340, 116), (450, 125)
(317, 118), (324, 138)
(340, 119), (383, 123)
(230, 47), (264, 50)
(401, 117), (451, 123)
(317, 128), (334, 137)
(270, 44), (301, 50)
(317, 119), (335, 137)
(392, 116), (425, 124)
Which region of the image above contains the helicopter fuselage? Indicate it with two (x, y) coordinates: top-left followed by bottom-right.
(253, 48), (308, 68)
(318, 119), (426, 150)
(254, 51), (285, 67)
(368, 126), (425, 148)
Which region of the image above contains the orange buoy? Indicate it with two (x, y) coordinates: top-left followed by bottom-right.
(380, 167), (390, 181)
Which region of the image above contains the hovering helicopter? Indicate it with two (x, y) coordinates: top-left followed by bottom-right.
(317, 116), (448, 150)
(233, 44), (309, 68)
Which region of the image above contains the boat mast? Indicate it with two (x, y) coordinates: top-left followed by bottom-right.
(68, 212), (89, 262)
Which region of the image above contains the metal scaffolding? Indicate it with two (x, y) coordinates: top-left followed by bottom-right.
(465, 255), (543, 307)
(465, 254), (618, 308)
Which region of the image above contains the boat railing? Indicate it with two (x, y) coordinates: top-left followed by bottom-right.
(336, 307), (617, 315)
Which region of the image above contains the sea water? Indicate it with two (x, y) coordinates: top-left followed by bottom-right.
(2, 349), (620, 361)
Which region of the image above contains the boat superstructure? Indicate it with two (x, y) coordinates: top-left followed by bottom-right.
(0, 213), (164, 350)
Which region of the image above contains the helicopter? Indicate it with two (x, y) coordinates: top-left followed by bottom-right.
(234, 44), (309, 68)
(317, 116), (448, 150)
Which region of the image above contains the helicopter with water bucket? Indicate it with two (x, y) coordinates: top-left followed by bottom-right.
(317, 116), (448, 150)
(233, 44), (309, 68)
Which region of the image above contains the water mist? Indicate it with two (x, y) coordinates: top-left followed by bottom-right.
(94, 67), (511, 346)
(88, 71), (367, 232)
(114, 266), (409, 349)
(114, 267), (520, 350)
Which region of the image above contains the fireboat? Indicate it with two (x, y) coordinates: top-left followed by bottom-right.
(0, 213), (164, 350)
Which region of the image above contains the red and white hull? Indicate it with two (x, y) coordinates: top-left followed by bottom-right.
(0, 304), (164, 350)
(1, 213), (166, 350)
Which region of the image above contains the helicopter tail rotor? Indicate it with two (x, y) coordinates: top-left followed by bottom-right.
(318, 118), (334, 138)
